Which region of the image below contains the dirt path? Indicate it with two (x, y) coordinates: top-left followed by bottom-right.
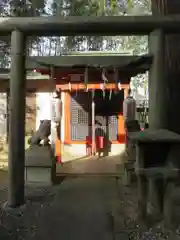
(0, 177), (180, 240)
(0, 177), (122, 240)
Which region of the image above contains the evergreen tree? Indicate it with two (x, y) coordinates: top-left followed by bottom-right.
(0, 0), (47, 67)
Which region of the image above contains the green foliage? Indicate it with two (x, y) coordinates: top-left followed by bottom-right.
(0, 0), (47, 67)
(0, 0), (150, 83)
(0, 0), (151, 94)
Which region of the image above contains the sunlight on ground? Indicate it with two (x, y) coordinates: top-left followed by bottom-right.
(0, 169), (8, 185)
(0, 135), (84, 170)
(0, 136), (31, 184)
(0, 135), (30, 170)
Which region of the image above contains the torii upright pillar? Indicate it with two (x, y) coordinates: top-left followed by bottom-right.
(148, 29), (168, 217)
(8, 29), (26, 207)
(148, 29), (168, 129)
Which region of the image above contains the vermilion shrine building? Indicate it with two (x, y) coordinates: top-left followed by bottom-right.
(0, 52), (151, 161)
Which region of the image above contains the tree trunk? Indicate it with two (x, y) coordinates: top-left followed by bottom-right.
(151, 0), (180, 133)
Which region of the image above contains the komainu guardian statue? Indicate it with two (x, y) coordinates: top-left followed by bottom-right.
(28, 120), (51, 146)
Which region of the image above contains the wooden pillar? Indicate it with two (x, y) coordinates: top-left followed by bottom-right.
(92, 91), (95, 156)
(6, 89), (10, 143)
(8, 29), (26, 207)
(124, 87), (128, 99)
(148, 29), (167, 129)
(57, 93), (62, 164)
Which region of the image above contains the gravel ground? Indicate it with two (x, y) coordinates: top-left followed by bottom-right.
(0, 178), (179, 240)
(0, 186), (56, 240)
(115, 180), (180, 240)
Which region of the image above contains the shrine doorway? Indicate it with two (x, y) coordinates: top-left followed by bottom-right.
(70, 89), (124, 156)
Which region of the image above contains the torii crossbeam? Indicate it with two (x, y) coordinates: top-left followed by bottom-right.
(0, 15), (180, 35)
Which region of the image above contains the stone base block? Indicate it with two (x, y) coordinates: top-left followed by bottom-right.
(25, 145), (53, 167)
(25, 167), (52, 185)
(25, 145), (56, 185)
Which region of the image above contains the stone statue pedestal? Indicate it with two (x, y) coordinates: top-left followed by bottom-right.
(25, 145), (56, 185)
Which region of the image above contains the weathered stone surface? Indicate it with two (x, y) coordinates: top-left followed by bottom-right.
(146, 178), (163, 223)
(130, 129), (180, 224)
(25, 145), (54, 167)
(25, 145), (55, 184)
(115, 232), (129, 240)
(129, 129), (180, 143)
(136, 167), (179, 178)
(25, 168), (52, 184)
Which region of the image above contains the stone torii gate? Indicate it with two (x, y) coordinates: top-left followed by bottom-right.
(2, 15), (180, 208)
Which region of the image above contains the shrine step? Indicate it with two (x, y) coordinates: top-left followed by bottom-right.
(25, 145), (56, 185)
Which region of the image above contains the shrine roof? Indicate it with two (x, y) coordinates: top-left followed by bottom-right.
(0, 53), (152, 80)
(26, 54), (152, 71)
